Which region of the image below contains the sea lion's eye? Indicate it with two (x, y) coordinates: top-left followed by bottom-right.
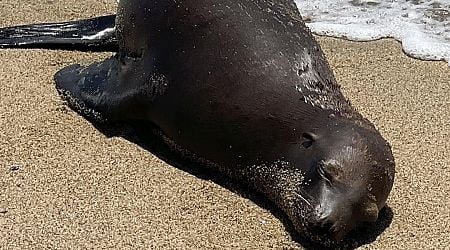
(318, 163), (332, 184)
(318, 160), (342, 183)
(301, 132), (316, 148)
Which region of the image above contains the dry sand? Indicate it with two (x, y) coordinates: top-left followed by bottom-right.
(0, 1), (449, 249)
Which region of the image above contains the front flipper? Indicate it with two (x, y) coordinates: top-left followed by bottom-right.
(55, 55), (167, 122)
(55, 57), (118, 122)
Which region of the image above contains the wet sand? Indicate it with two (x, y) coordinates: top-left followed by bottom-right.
(1, 1), (449, 249)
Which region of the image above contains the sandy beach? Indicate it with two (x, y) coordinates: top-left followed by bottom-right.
(1, 1), (449, 249)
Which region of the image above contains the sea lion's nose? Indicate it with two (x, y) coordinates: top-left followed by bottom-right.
(362, 202), (379, 223)
(314, 216), (350, 241)
(313, 202), (354, 241)
(314, 201), (379, 241)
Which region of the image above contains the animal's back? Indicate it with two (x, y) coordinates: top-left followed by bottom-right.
(144, 0), (354, 167)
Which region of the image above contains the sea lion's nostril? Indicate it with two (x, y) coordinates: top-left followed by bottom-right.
(321, 220), (334, 232)
(330, 224), (348, 241)
(314, 216), (349, 241)
(363, 202), (379, 223)
(315, 212), (336, 233)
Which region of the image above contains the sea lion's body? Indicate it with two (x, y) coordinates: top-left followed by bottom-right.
(0, 0), (395, 244)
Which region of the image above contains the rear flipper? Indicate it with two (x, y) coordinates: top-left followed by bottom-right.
(0, 15), (117, 51)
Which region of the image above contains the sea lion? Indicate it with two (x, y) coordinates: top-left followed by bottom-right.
(0, 0), (395, 244)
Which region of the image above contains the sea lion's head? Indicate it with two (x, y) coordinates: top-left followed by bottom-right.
(286, 118), (395, 243)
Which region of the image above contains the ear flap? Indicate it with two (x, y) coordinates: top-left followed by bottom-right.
(301, 132), (318, 148)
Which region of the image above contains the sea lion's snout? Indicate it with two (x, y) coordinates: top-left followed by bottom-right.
(286, 123), (394, 243)
(312, 188), (380, 242)
(313, 207), (352, 241)
(318, 201), (380, 239)
(314, 217), (350, 242)
(308, 153), (385, 242)
(311, 186), (354, 242)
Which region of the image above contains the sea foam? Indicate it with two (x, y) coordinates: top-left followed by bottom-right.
(295, 0), (450, 65)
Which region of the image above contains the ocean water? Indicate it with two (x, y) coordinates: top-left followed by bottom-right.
(294, 0), (450, 65)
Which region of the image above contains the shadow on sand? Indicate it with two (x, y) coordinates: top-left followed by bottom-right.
(92, 120), (394, 249)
